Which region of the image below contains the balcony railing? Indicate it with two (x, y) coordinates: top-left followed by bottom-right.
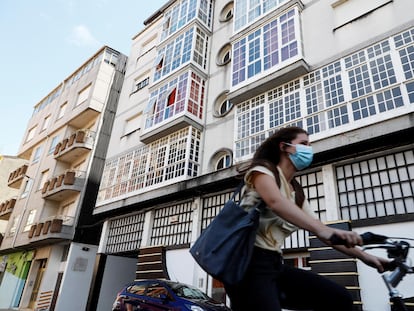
(28, 216), (74, 242)
(53, 130), (94, 163)
(41, 170), (85, 201)
(8, 164), (28, 189)
(0, 198), (16, 220)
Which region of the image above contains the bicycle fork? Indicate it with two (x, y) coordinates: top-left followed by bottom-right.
(382, 273), (408, 311)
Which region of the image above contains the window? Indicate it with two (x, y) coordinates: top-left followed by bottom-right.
(232, 8), (300, 87)
(104, 50), (119, 66)
(24, 210), (37, 232)
(38, 170), (49, 191)
(220, 100), (232, 115)
(61, 244), (70, 262)
(26, 126), (37, 142)
(216, 44), (232, 66)
(336, 149), (414, 221)
(214, 91), (233, 117)
(160, 0), (212, 41)
(144, 98), (157, 114)
(146, 71), (205, 129)
(234, 0), (289, 31)
(234, 27), (414, 161)
(211, 149), (233, 171)
(76, 85), (91, 106)
(193, 28), (209, 68)
(97, 127), (201, 203)
(122, 114), (141, 137)
(9, 215), (20, 235)
(42, 115), (51, 131)
(167, 88), (176, 107)
(150, 202), (193, 246)
(220, 2), (234, 22)
(48, 135), (60, 154)
(21, 179), (33, 198)
(62, 201), (75, 225)
(133, 77), (149, 93)
(105, 213), (145, 253)
(32, 145), (43, 163)
(154, 54), (164, 71)
(154, 26), (209, 82)
(57, 102), (67, 119)
(216, 153), (232, 170)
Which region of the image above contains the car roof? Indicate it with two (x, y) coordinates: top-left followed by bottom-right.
(126, 279), (180, 286)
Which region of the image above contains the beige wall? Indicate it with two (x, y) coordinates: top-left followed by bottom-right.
(0, 155), (27, 233)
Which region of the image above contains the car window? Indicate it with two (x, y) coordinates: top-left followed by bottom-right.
(146, 282), (169, 299)
(169, 283), (209, 300)
(126, 283), (146, 295)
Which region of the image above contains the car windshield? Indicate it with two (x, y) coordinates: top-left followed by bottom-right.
(168, 283), (209, 300)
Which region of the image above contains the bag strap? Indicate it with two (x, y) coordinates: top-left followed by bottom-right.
(235, 168), (305, 210)
(231, 181), (245, 200)
(274, 169), (305, 208)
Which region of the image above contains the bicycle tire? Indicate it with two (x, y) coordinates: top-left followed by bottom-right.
(391, 296), (408, 311)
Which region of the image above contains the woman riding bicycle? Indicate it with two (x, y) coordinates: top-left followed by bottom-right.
(225, 127), (390, 311)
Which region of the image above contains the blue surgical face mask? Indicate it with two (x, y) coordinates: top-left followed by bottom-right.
(285, 143), (313, 170)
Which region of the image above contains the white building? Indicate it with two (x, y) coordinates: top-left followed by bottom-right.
(91, 0), (414, 310)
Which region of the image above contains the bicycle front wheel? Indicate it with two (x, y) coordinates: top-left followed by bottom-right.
(391, 296), (408, 311)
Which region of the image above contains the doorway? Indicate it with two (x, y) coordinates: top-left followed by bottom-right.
(28, 259), (47, 309)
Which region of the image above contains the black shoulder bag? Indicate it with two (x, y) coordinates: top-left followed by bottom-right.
(189, 182), (265, 285)
(189, 170), (305, 285)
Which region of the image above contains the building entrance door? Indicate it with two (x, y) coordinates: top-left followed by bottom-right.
(28, 259), (47, 308)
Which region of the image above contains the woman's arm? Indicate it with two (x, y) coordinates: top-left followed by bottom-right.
(253, 172), (388, 271)
(332, 245), (389, 272)
(252, 172), (362, 246)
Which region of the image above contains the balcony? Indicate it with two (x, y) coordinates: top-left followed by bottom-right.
(53, 130), (94, 163)
(140, 113), (203, 144)
(228, 59), (310, 104)
(140, 70), (205, 144)
(0, 198), (16, 220)
(41, 171), (85, 201)
(8, 164), (28, 188)
(28, 216), (74, 243)
(68, 103), (101, 129)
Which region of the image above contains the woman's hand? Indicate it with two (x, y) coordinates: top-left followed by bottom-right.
(317, 228), (363, 248)
(359, 252), (390, 273)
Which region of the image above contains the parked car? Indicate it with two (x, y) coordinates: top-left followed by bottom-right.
(112, 279), (231, 311)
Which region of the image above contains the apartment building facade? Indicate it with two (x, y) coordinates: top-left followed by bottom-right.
(90, 1), (414, 310)
(0, 156), (27, 242)
(0, 46), (127, 310)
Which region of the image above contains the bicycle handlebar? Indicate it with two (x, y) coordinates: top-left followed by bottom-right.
(329, 231), (388, 246)
(329, 232), (413, 271)
(329, 232), (413, 311)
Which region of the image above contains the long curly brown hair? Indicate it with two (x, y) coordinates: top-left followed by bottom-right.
(237, 126), (308, 178)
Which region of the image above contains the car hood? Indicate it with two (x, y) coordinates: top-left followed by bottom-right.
(191, 299), (230, 311)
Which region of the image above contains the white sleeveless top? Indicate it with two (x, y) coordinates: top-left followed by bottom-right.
(240, 165), (316, 253)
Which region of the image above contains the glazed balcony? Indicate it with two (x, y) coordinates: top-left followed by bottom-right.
(0, 198), (16, 220)
(140, 70), (205, 144)
(41, 170), (85, 201)
(8, 164), (28, 189)
(53, 130), (94, 163)
(28, 216), (74, 243)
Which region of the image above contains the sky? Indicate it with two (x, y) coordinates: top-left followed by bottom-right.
(0, 0), (168, 156)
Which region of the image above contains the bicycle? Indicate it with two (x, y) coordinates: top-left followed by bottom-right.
(331, 232), (414, 311)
